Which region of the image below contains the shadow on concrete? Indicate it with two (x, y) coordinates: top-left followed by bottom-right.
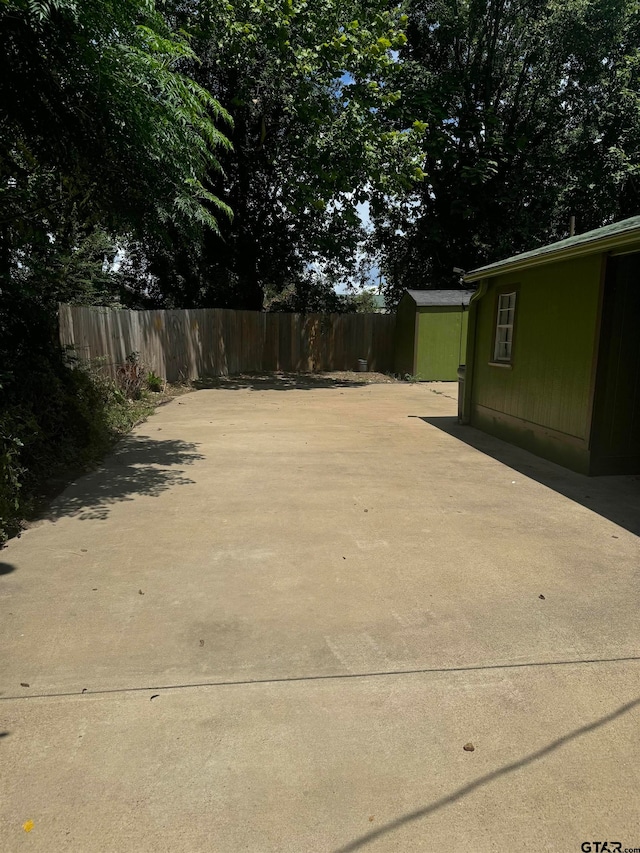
(42, 436), (204, 522)
(334, 695), (640, 852)
(0, 562), (16, 576)
(193, 373), (389, 392)
(417, 416), (640, 536)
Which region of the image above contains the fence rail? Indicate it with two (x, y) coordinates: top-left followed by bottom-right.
(58, 304), (396, 382)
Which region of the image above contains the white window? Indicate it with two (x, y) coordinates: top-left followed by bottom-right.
(493, 291), (516, 362)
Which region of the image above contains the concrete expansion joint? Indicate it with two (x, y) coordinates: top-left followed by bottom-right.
(4, 653), (640, 702)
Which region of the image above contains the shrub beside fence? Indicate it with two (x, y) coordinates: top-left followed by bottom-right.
(59, 304), (396, 382)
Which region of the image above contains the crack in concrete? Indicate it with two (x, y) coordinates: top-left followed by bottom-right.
(2, 653), (640, 701)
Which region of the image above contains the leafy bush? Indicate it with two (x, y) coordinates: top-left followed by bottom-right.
(147, 371), (164, 393)
(0, 417), (24, 533)
(0, 309), (155, 543)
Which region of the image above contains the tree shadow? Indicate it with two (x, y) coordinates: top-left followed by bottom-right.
(416, 416), (640, 536)
(42, 435), (204, 522)
(192, 372), (378, 391)
(335, 695), (640, 852)
(0, 562), (16, 576)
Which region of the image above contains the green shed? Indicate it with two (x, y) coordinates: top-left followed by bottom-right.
(462, 215), (640, 475)
(395, 289), (475, 380)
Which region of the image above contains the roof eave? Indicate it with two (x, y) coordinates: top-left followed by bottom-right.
(464, 230), (640, 283)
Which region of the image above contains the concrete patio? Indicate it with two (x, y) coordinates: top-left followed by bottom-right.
(1, 378), (639, 852)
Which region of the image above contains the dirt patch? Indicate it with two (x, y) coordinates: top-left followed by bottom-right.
(315, 371), (397, 384)
(193, 371), (397, 391)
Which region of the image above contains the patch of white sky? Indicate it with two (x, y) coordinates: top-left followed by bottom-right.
(111, 247), (125, 272)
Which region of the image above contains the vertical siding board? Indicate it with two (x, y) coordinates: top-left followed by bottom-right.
(330, 315), (339, 370)
(259, 312), (266, 371)
(350, 314), (358, 370)
(232, 310), (241, 375)
(338, 314), (347, 369)
(354, 314), (362, 370)
(296, 314), (303, 371)
(303, 315), (312, 370)
(214, 309), (226, 376)
(371, 316), (379, 371)
(205, 309), (215, 376)
(225, 309), (234, 376)
(347, 314), (356, 370)
(224, 310), (233, 374)
(321, 315), (329, 371)
(264, 313), (277, 372)
(278, 314), (287, 371)
(162, 310), (175, 382)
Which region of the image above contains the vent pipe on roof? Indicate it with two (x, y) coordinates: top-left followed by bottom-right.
(569, 215), (576, 237)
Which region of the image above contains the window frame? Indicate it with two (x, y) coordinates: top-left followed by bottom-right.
(491, 288), (518, 365)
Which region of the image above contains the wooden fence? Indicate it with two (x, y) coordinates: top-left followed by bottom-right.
(58, 304), (397, 382)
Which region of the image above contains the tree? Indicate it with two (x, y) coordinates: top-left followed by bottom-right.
(371, 0), (640, 306)
(0, 0), (232, 538)
(264, 272), (356, 313)
(352, 289), (381, 312)
(0, 0), (232, 306)
(120, 0), (421, 310)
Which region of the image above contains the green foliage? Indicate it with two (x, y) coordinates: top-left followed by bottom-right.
(352, 289), (381, 313)
(2, 0), (232, 227)
(0, 0), (232, 541)
(0, 0), (232, 305)
(0, 425), (24, 533)
(0, 340), (155, 543)
(372, 0), (640, 305)
(264, 273), (357, 313)
(120, 0), (423, 309)
(146, 371), (164, 393)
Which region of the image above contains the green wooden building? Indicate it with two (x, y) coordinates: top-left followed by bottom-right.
(395, 290), (475, 380)
(461, 215), (640, 475)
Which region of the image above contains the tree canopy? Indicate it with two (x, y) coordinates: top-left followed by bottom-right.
(2, 0), (639, 312)
(0, 0), (232, 306)
(118, 0), (419, 310)
(370, 0), (640, 305)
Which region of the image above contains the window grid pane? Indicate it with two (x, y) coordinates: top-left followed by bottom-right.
(494, 292), (516, 362)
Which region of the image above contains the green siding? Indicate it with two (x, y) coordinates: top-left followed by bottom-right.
(415, 307), (468, 380)
(471, 254), (602, 444)
(470, 406), (592, 474)
(394, 293), (416, 376)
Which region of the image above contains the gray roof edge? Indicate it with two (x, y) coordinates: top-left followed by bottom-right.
(464, 215), (640, 282)
(405, 289), (475, 306)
